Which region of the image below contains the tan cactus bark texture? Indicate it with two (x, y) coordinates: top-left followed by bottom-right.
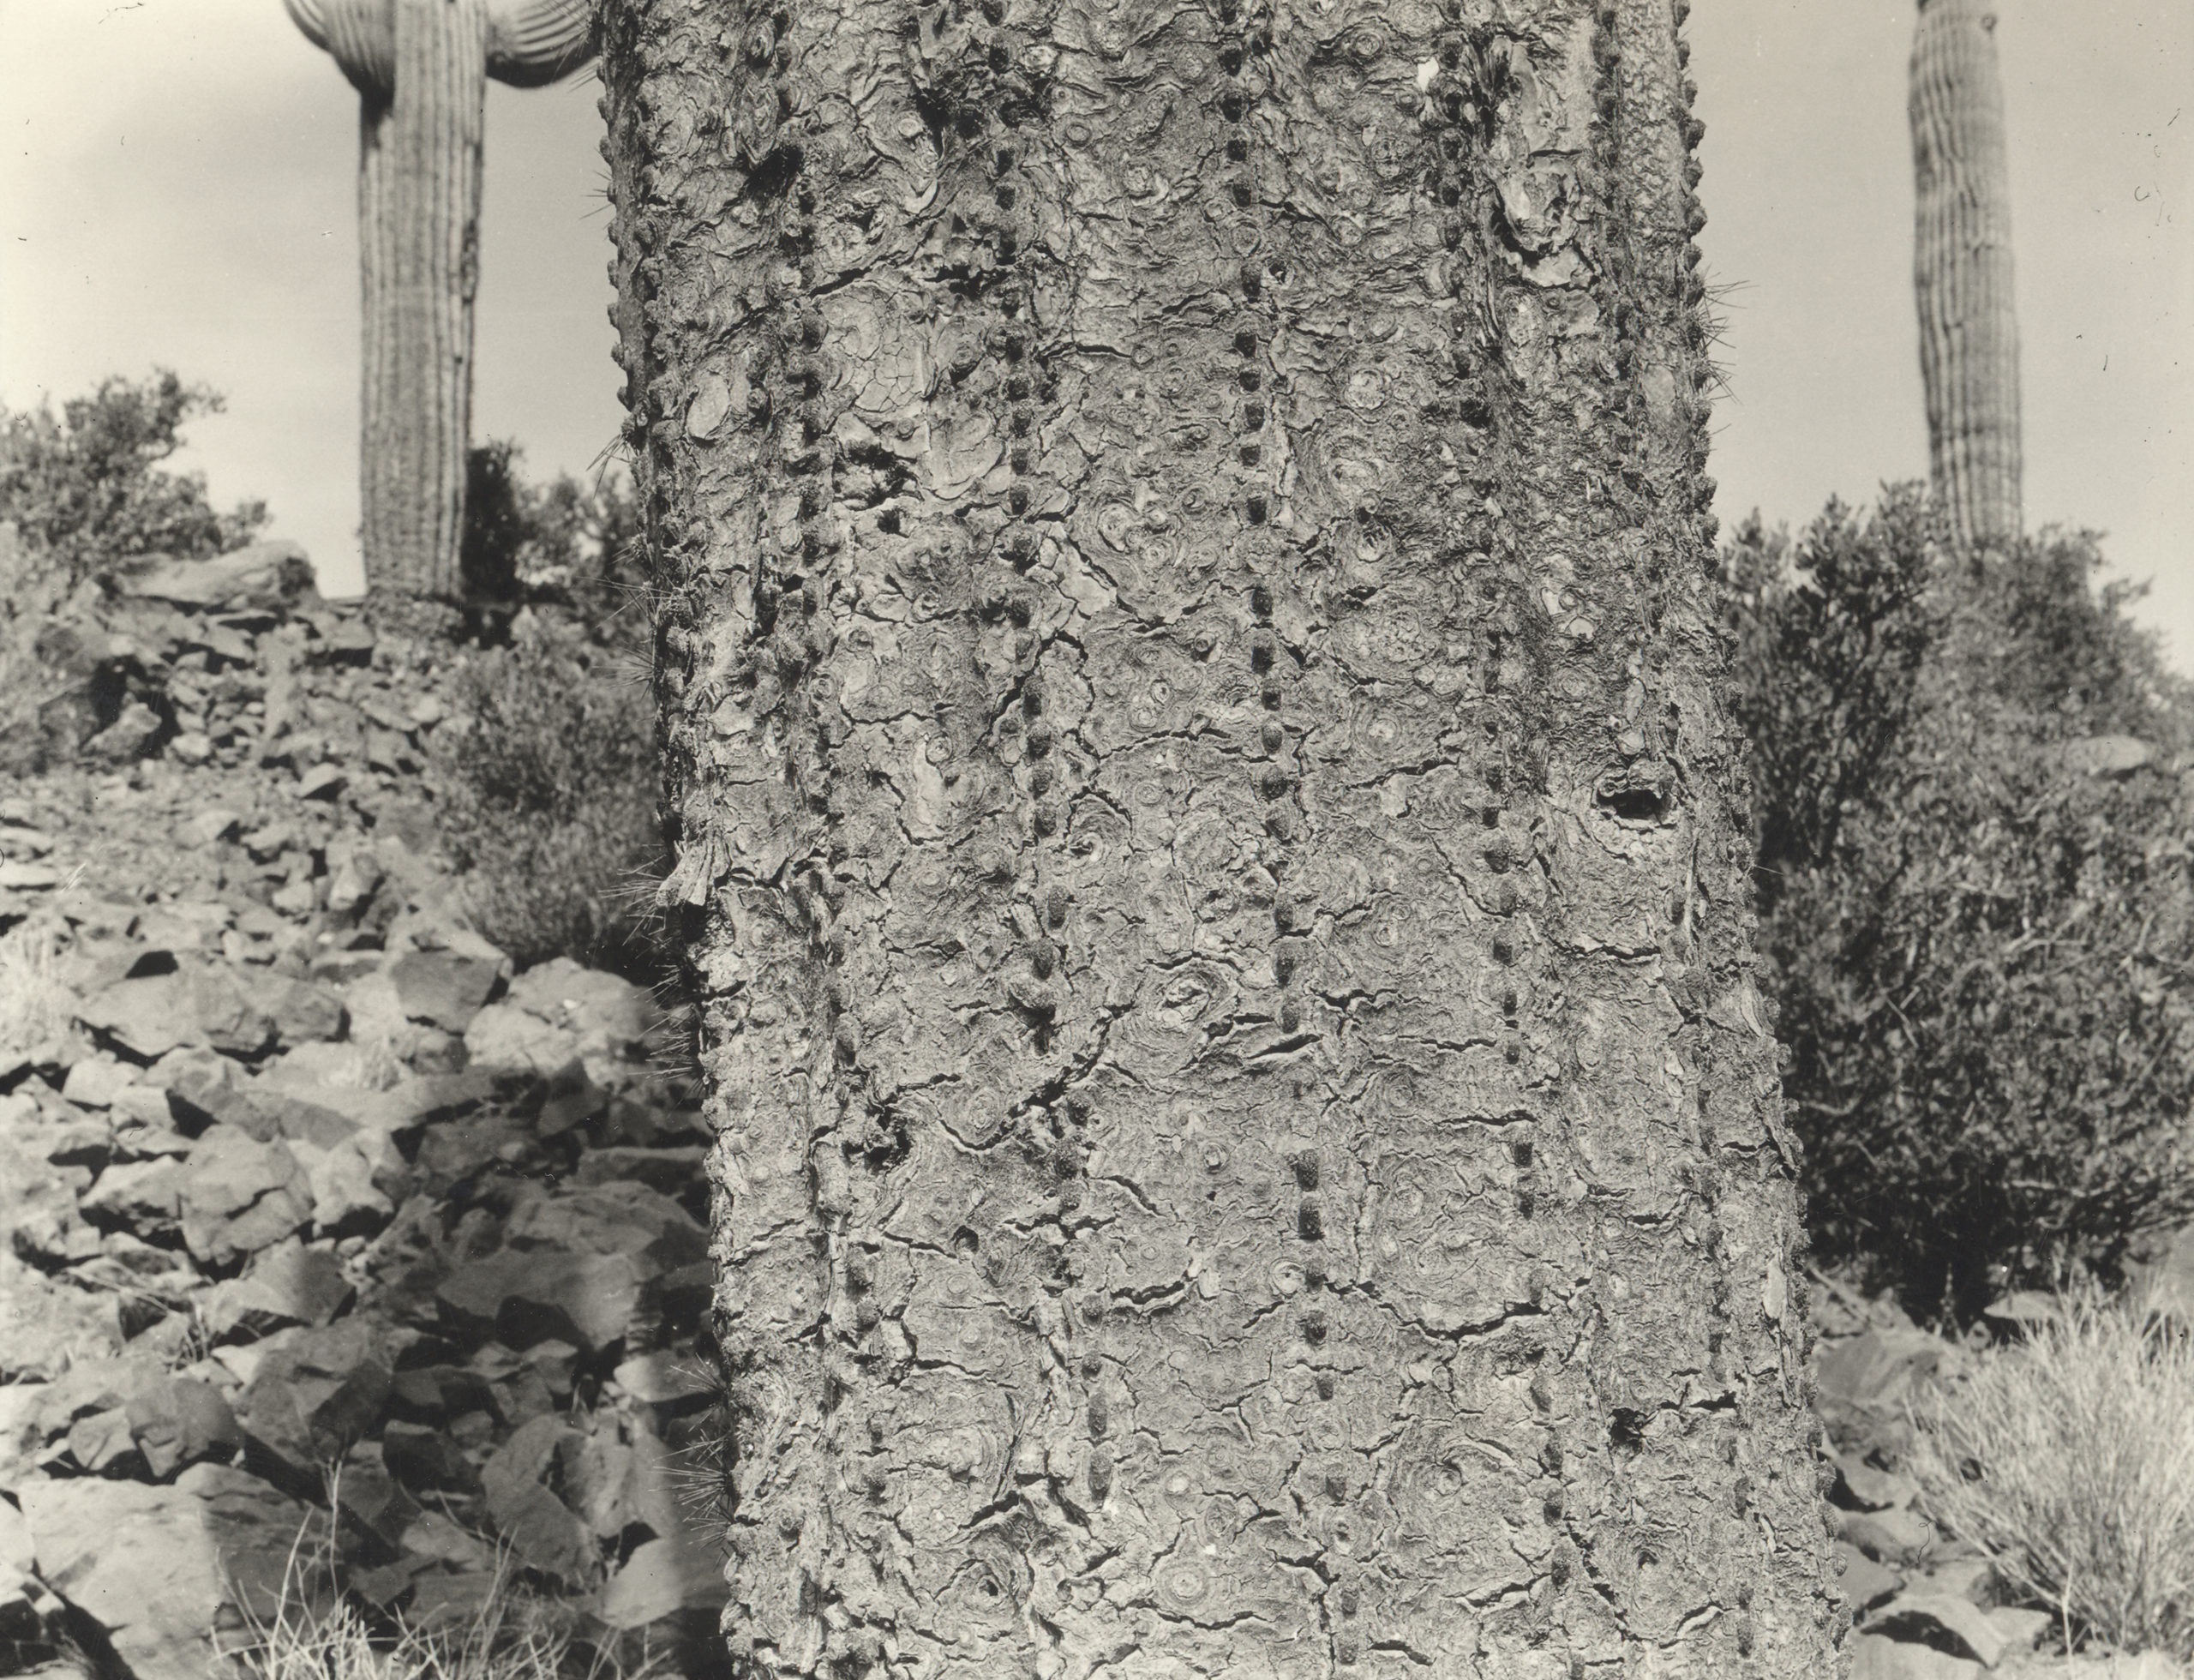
(1910, 0), (2023, 550)
(600, 0), (1843, 1672)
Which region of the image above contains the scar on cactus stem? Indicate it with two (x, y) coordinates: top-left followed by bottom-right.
(285, 0), (596, 603)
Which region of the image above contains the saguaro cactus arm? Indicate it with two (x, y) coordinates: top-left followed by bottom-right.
(285, 0), (596, 602)
(1910, 0), (2023, 551)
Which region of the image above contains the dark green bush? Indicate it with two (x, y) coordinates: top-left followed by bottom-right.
(1727, 491), (2194, 1320)
(430, 608), (663, 975)
(460, 438), (639, 612)
(0, 371), (267, 590)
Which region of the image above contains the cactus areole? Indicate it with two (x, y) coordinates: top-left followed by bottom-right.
(1910, 0), (2023, 552)
(286, 0), (594, 601)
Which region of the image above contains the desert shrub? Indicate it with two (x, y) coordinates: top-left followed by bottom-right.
(1907, 1281), (2194, 1659)
(1726, 490), (2194, 1317)
(0, 370), (267, 591)
(460, 438), (639, 611)
(430, 609), (662, 975)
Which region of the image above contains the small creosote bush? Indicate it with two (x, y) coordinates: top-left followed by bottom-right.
(0, 370), (267, 591)
(430, 606), (662, 975)
(1724, 487), (2194, 1319)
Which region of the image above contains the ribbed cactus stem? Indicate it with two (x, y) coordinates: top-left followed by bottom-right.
(287, 0), (595, 602)
(1910, 0), (2023, 551)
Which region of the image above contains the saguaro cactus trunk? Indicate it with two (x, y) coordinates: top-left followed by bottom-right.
(1910, 0), (2023, 550)
(602, 0), (1841, 1671)
(289, 0), (594, 602)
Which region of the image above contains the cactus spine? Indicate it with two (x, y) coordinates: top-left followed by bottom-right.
(287, 0), (594, 601)
(1910, 0), (2023, 551)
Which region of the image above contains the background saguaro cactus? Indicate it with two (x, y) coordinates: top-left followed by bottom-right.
(1910, 0), (2023, 551)
(286, 0), (594, 602)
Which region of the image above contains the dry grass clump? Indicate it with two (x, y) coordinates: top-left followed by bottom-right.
(0, 921), (68, 1063)
(1907, 1281), (2194, 1660)
(224, 1502), (662, 1680)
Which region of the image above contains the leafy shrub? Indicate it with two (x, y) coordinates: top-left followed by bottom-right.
(1726, 491), (2194, 1318)
(430, 608), (662, 975)
(0, 370), (267, 591)
(1907, 1281), (2194, 1659)
(460, 439), (639, 611)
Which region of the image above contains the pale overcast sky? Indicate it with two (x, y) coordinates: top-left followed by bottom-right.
(1, 2), (2186, 664)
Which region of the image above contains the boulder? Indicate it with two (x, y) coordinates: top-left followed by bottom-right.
(463, 1004), (581, 1080)
(436, 1251), (646, 1356)
(596, 1530), (729, 1630)
(381, 1421), (481, 1492)
(124, 541), (318, 614)
(18, 1477), (225, 1680)
(81, 1156), (186, 1243)
(388, 930), (509, 1035)
(286, 1129), (405, 1236)
(175, 1461), (334, 1625)
(0, 1254), (119, 1386)
(0, 1132), (99, 1264)
(178, 1125), (313, 1267)
(126, 1377), (246, 1479)
(478, 1415), (595, 1583)
(206, 1238), (354, 1335)
(241, 1319), (392, 1470)
(1849, 1636), (1981, 1679)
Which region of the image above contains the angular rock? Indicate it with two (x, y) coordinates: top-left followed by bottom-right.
(207, 1239), (353, 1335)
(0, 1383), (47, 1490)
(187, 807), (243, 847)
(1867, 1594), (2010, 1668)
(297, 763), (347, 802)
(381, 1421), (479, 1493)
(1849, 1635), (1982, 1679)
(84, 700), (165, 764)
(0, 1133), (99, 1264)
(0, 1255), (119, 1387)
(389, 936), (507, 1035)
(176, 1461), (334, 1625)
(338, 1439), (423, 1547)
(574, 1146), (710, 1196)
(125, 540), (317, 614)
(1835, 1504), (1937, 1568)
(286, 1130), (405, 1236)
(75, 964), (277, 1060)
(596, 1533), (729, 1630)
(1836, 1542), (1903, 1617)
(462, 1004), (580, 1080)
(126, 1377), (245, 1479)
(435, 1250), (646, 1356)
(19, 1477), (225, 1680)
(178, 1125), (312, 1267)
(241, 1319), (392, 1470)
(1833, 1451), (1920, 1513)
(81, 1156), (185, 1243)
(58, 1057), (140, 1110)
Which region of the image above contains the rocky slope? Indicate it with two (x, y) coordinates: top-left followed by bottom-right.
(1, 531), (727, 1680)
(0, 523), (2179, 1680)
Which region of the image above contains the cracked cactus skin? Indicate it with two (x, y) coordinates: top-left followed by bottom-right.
(600, 0), (1842, 1673)
(1910, 0), (2022, 551)
(285, 0), (595, 600)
